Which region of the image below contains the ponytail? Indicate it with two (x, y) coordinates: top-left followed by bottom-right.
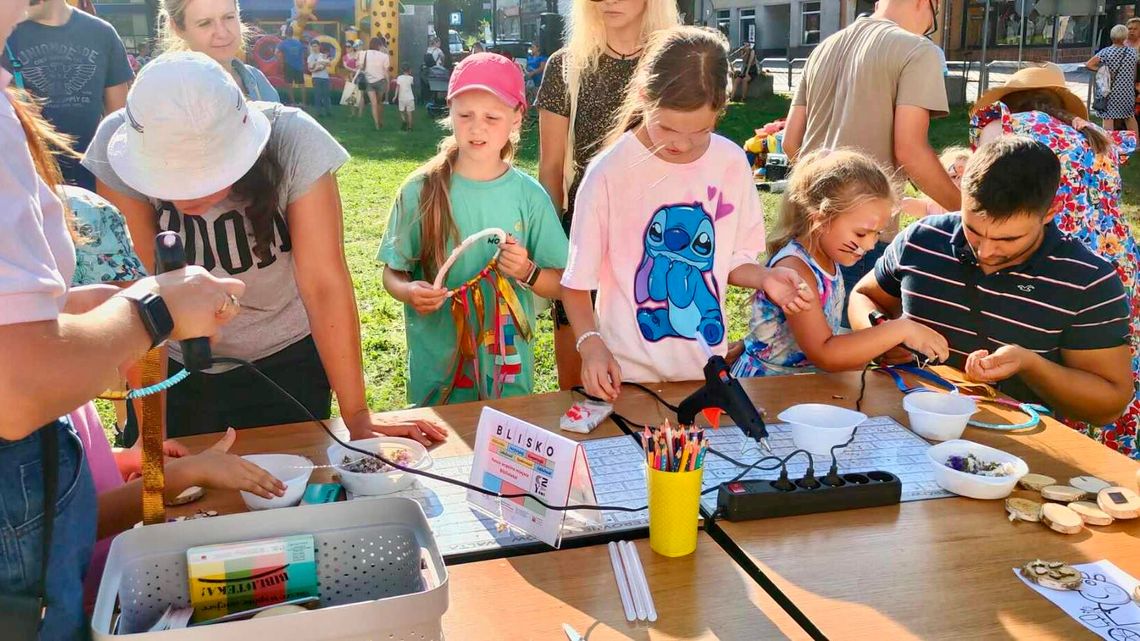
(415, 136), (462, 282)
(5, 87), (80, 241)
(1003, 89), (1111, 156)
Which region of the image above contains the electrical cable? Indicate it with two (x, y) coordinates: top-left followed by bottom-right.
(212, 357), (648, 513)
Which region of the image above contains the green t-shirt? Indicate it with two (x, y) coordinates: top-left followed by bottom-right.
(378, 167), (568, 405)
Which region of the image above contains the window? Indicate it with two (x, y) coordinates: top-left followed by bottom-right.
(802, 2), (821, 46)
(715, 9), (731, 39)
(963, 1), (1093, 48)
(740, 8), (757, 46)
(103, 12), (149, 51)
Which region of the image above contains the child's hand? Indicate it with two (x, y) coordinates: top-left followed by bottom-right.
(497, 236), (533, 281)
(167, 428), (286, 500)
(761, 266), (814, 315)
(406, 281), (448, 315)
(900, 318), (950, 364)
(579, 335), (622, 402)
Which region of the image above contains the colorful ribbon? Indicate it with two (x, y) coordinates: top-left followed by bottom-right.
(876, 365), (1050, 431)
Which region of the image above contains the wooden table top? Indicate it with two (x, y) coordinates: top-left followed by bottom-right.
(709, 369), (1140, 641)
(171, 368), (1140, 641)
(442, 533), (810, 641)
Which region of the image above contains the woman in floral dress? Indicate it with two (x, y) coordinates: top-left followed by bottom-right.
(971, 65), (1140, 459)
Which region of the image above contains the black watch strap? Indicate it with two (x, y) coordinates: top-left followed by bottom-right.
(524, 262), (541, 287)
(124, 292), (174, 348)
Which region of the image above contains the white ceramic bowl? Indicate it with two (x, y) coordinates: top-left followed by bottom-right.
(327, 437), (433, 497)
(778, 404), (868, 456)
(904, 392), (978, 442)
(926, 439), (1028, 499)
(239, 454), (313, 510)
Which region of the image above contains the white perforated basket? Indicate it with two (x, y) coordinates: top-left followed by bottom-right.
(92, 498), (448, 640)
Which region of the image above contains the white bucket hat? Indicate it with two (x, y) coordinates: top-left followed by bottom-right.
(106, 51), (272, 201)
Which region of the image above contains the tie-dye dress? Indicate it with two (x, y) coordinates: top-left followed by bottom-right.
(732, 240), (845, 377)
(971, 102), (1139, 459)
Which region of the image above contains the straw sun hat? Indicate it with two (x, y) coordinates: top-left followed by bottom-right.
(971, 64), (1088, 120)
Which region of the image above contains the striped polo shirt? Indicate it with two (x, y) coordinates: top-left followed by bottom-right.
(875, 214), (1129, 405)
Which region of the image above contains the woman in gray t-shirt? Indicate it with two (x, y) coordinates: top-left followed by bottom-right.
(85, 52), (445, 444)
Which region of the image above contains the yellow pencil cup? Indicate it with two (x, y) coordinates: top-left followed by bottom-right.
(647, 466), (703, 557)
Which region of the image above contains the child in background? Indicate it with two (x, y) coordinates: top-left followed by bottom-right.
(900, 147), (972, 218)
(396, 63), (416, 131)
(562, 26), (813, 401)
(308, 40), (333, 117)
(732, 149), (950, 377)
(379, 53), (568, 406)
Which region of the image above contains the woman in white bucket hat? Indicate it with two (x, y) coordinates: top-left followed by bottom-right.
(84, 52), (446, 445)
(0, 5), (247, 637)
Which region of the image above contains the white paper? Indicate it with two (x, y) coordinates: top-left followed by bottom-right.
(1014, 560), (1140, 640)
(467, 407), (596, 547)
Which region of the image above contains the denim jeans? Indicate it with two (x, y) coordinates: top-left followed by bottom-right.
(0, 419), (97, 640)
(839, 240), (889, 329)
(312, 77), (332, 115)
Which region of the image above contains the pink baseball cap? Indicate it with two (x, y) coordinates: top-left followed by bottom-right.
(447, 52), (527, 110)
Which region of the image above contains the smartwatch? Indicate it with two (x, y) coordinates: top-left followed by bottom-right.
(122, 291), (174, 348)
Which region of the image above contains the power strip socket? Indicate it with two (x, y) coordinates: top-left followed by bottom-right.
(716, 471), (902, 522)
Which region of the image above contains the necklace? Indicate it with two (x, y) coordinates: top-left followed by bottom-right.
(606, 44), (642, 60)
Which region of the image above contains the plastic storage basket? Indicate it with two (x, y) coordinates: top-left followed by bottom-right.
(93, 498), (448, 640)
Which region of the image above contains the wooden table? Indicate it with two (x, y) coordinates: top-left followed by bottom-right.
(707, 369), (1140, 641)
(172, 370), (1140, 640)
(442, 534), (810, 641)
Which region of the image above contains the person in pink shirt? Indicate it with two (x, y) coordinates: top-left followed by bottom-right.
(561, 26), (813, 401)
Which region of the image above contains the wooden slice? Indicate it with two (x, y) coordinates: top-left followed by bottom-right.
(1097, 486), (1140, 519)
(1005, 497), (1043, 523)
(1020, 559), (1082, 591)
(1040, 485), (1088, 503)
(1067, 501), (1115, 526)
(1018, 473), (1056, 492)
(164, 485), (204, 507)
(1041, 503), (1083, 535)
(1070, 475), (1113, 495)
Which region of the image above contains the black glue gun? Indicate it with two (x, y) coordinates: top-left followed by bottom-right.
(677, 354), (771, 453)
(154, 232), (213, 372)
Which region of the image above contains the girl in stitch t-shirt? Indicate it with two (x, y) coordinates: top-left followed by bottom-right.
(560, 26), (814, 401)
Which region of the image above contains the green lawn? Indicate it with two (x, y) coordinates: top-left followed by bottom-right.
(103, 93), (1140, 424)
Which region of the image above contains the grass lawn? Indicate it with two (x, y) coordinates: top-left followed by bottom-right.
(98, 92), (1140, 427)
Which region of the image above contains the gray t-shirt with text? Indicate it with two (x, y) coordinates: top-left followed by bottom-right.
(83, 103), (349, 367)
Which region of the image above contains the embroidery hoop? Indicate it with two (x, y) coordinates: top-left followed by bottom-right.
(433, 228), (508, 293)
(877, 365), (1049, 431)
(422, 227), (532, 406)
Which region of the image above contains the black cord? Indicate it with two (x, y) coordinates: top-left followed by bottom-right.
(212, 357), (648, 513)
(825, 364), (874, 480)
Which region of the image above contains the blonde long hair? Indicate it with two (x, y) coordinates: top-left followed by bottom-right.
(6, 88), (79, 241)
(157, 0), (251, 55)
(397, 128), (520, 282)
(604, 26), (730, 149)
(769, 149), (896, 256)
(558, 0), (679, 207)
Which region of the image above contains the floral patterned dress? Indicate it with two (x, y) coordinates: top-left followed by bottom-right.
(971, 102), (1140, 459)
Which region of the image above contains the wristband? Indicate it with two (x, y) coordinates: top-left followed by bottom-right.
(575, 331), (603, 353)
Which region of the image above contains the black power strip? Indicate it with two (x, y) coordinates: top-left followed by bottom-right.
(716, 471), (902, 522)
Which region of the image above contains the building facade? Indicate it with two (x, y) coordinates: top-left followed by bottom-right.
(700, 0), (844, 56)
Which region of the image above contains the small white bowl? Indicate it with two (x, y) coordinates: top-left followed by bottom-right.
(327, 437), (433, 497)
(778, 404), (868, 456)
(926, 439), (1028, 499)
(239, 454), (312, 510)
(904, 392), (978, 442)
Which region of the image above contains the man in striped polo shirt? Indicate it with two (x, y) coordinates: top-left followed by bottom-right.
(851, 137), (1133, 426)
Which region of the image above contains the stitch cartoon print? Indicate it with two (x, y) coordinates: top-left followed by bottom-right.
(633, 203), (724, 345)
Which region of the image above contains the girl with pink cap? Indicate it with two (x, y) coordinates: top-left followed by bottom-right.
(379, 53), (568, 406)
